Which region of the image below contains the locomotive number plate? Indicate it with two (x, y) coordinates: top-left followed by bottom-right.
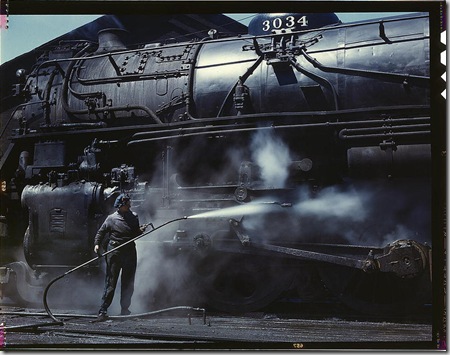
(262, 15), (309, 32)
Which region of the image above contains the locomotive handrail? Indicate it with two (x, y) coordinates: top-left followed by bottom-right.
(32, 43), (95, 103)
(300, 48), (430, 85)
(305, 34), (431, 57)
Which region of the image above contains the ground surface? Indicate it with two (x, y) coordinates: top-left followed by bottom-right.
(0, 303), (435, 350)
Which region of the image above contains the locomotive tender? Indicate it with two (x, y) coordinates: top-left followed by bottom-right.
(0, 12), (432, 314)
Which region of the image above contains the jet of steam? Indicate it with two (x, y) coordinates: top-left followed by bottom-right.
(294, 187), (368, 222)
(250, 130), (292, 188)
(188, 202), (278, 219)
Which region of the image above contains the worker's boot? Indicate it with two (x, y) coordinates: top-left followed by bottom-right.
(91, 311), (108, 323)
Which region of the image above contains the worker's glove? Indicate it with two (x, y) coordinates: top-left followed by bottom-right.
(94, 244), (102, 257)
(140, 223), (154, 232)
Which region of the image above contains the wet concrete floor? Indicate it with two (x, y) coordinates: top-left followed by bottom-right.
(0, 305), (434, 350)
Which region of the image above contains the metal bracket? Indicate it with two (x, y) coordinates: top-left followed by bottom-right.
(0, 267), (11, 285)
(229, 218), (250, 246)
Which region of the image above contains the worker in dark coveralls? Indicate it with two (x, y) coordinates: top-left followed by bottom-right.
(93, 193), (146, 322)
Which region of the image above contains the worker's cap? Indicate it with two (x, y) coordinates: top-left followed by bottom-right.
(114, 193), (131, 208)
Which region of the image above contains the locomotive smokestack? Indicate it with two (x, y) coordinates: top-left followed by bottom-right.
(95, 28), (128, 53)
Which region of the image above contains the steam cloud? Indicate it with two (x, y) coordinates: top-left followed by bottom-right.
(293, 186), (368, 222)
(52, 129), (430, 314)
(250, 130), (292, 188)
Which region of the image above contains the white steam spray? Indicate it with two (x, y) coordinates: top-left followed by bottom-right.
(294, 186), (368, 222)
(188, 202), (280, 219)
(251, 130), (292, 188)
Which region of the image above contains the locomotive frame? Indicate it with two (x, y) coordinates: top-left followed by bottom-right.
(0, 1), (446, 339)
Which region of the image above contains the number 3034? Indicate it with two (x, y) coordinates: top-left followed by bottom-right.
(262, 16), (308, 31)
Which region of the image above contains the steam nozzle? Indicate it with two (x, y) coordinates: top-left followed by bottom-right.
(280, 203), (292, 207)
(261, 201), (292, 207)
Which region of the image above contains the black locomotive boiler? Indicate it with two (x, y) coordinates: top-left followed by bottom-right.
(0, 12), (433, 315)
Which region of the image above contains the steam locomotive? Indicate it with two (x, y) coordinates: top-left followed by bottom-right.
(0, 12), (433, 315)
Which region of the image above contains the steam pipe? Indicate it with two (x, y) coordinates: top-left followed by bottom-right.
(216, 55), (264, 117)
(1, 101), (47, 139)
(185, 43), (204, 120)
(61, 45), (96, 118)
(289, 56), (339, 111)
(129, 111), (430, 141)
(340, 123), (430, 135)
(128, 115), (431, 146)
(42, 70), (58, 124)
(75, 70), (188, 85)
(43, 216), (187, 324)
(61, 53), (163, 124)
(339, 130), (430, 141)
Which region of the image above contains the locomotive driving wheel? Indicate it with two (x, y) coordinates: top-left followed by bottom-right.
(318, 263), (431, 315)
(193, 253), (293, 313)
